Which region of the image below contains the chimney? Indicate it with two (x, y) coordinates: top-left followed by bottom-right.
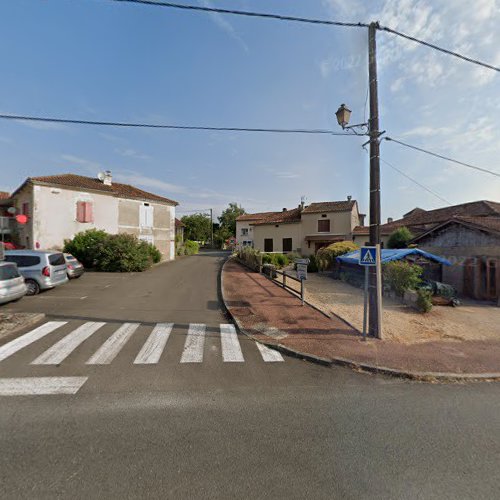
(282, 208), (287, 212)
(103, 170), (112, 186)
(387, 217), (393, 223)
(347, 195), (352, 202)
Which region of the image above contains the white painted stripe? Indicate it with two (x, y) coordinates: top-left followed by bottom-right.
(220, 324), (244, 362)
(0, 321), (67, 362)
(31, 322), (106, 365)
(86, 323), (140, 365)
(180, 324), (205, 363)
(0, 377), (88, 396)
(256, 342), (284, 362)
(134, 323), (173, 364)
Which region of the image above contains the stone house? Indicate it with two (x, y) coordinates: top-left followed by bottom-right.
(237, 198), (364, 257)
(6, 172), (178, 260)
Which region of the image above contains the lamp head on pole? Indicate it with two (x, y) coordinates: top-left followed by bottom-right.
(335, 103), (352, 129)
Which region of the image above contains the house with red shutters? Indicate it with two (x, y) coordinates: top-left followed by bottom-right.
(5, 171), (178, 260)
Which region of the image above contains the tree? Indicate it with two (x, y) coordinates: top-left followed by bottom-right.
(387, 226), (414, 249)
(213, 226), (232, 249)
(218, 203), (245, 236)
(181, 213), (212, 242)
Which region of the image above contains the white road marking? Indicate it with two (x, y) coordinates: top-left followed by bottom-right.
(220, 324), (244, 362)
(31, 322), (106, 365)
(0, 321), (67, 362)
(256, 342), (284, 362)
(86, 323), (140, 365)
(180, 324), (205, 363)
(134, 323), (173, 364)
(0, 377), (88, 396)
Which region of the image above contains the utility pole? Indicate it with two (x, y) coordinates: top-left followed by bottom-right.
(368, 22), (382, 338)
(210, 208), (214, 248)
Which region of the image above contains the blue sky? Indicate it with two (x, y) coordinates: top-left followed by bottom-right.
(0, 0), (499, 221)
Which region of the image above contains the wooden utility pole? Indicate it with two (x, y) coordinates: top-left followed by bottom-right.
(210, 208), (214, 248)
(368, 22), (382, 338)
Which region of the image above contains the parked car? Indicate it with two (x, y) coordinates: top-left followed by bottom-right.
(4, 250), (68, 295)
(64, 253), (84, 279)
(0, 261), (27, 304)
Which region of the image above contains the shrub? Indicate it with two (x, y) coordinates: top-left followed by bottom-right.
(184, 240), (200, 255)
(387, 227), (414, 249)
(316, 241), (359, 271)
(96, 233), (152, 272)
(383, 261), (422, 296)
(143, 242), (162, 264)
(273, 254), (287, 268)
(307, 254), (319, 273)
(416, 288), (433, 313)
(63, 229), (108, 268)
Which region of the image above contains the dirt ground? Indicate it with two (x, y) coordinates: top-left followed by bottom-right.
(0, 312), (45, 341)
(284, 272), (500, 344)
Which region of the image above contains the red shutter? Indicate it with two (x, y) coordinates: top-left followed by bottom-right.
(76, 201), (85, 222)
(84, 202), (94, 223)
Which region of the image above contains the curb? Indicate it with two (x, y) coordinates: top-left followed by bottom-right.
(221, 258), (500, 383)
(0, 313), (46, 345)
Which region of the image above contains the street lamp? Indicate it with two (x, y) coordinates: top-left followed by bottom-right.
(335, 104), (352, 129)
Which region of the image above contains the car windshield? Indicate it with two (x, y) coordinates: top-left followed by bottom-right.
(0, 264), (20, 281)
(49, 253), (66, 266)
(65, 255), (77, 261)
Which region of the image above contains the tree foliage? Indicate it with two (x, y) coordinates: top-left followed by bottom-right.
(218, 202), (245, 236)
(316, 241), (359, 271)
(387, 227), (414, 249)
(181, 213), (212, 242)
(383, 261), (422, 296)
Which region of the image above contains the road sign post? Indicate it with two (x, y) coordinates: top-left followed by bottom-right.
(359, 246), (381, 340)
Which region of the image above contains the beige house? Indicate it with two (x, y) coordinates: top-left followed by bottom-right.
(237, 198), (364, 257)
(8, 172), (178, 260)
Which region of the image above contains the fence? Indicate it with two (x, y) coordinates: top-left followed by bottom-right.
(262, 264), (305, 305)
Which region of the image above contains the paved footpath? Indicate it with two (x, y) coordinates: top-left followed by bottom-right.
(222, 259), (500, 378)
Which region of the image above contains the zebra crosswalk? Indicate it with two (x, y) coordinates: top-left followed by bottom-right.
(0, 320), (284, 367)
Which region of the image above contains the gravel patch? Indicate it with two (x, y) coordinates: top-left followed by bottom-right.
(0, 312), (45, 341)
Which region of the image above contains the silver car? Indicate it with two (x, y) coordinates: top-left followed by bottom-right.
(4, 250), (68, 295)
(0, 261), (27, 304)
(64, 253), (85, 279)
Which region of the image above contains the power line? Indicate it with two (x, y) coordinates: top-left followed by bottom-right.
(385, 137), (500, 179)
(108, 1), (499, 73)
(379, 26), (500, 73)
(380, 157), (452, 205)
(0, 113), (356, 136)
(109, 0), (368, 28)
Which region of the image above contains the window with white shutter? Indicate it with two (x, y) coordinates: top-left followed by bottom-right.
(140, 203), (154, 228)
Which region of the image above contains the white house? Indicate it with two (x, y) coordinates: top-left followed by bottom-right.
(8, 171), (178, 260)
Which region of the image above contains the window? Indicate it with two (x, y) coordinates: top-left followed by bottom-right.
(264, 238), (273, 252)
(48, 253), (65, 266)
(22, 202), (29, 217)
(0, 264), (20, 281)
(282, 238), (292, 252)
(241, 228), (249, 236)
(318, 219), (330, 232)
(76, 201), (94, 223)
(5, 255), (40, 267)
(140, 203), (154, 228)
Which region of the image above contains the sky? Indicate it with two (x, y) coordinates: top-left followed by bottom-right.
(0, 0), (499, 221)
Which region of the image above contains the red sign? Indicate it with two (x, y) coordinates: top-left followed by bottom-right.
(15, 214), (28, 224)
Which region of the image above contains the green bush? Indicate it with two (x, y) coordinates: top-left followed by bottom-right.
(63, 229), (108, 268)
(144, 242), (162, 264)
(274, 254), (287, 268)
(387, 227), (414, 249)
(383, 261), (422, 296)
(316, 241), (359, 271)
(416, 288), (433, 313)
(307, 254), (319, 273)
(184, 240), (200, 255)
(96, 233), (152, 272)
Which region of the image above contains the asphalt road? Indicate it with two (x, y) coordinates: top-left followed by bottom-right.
(1, 250), (499, 499)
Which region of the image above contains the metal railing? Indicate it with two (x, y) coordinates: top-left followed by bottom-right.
(262, 265), (305, 305)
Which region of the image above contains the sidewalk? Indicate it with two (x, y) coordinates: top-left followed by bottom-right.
(222, 258), (500, 379)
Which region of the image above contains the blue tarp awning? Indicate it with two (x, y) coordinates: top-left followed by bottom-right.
(336, 248), (451, 266)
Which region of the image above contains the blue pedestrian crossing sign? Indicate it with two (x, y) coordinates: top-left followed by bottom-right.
(359, 246), (377, 266)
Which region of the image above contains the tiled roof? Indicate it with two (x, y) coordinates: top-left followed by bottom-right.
(236, 211), (279, 221)
(0, 191), (10, 200)
(175, 218), (185, 228)
(456, 216), (500, 233)
(302, 200), (356, 214)
(353, 200), (500, 235)
(22, 174), (178, 205)
(252, 207), (302, 225)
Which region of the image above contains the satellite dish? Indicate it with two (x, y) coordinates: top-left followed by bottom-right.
(7, 207), (16, 215)
(97, 172), (106, 181)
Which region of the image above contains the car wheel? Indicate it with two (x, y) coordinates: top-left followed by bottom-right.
(25, 279), (40, 296)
